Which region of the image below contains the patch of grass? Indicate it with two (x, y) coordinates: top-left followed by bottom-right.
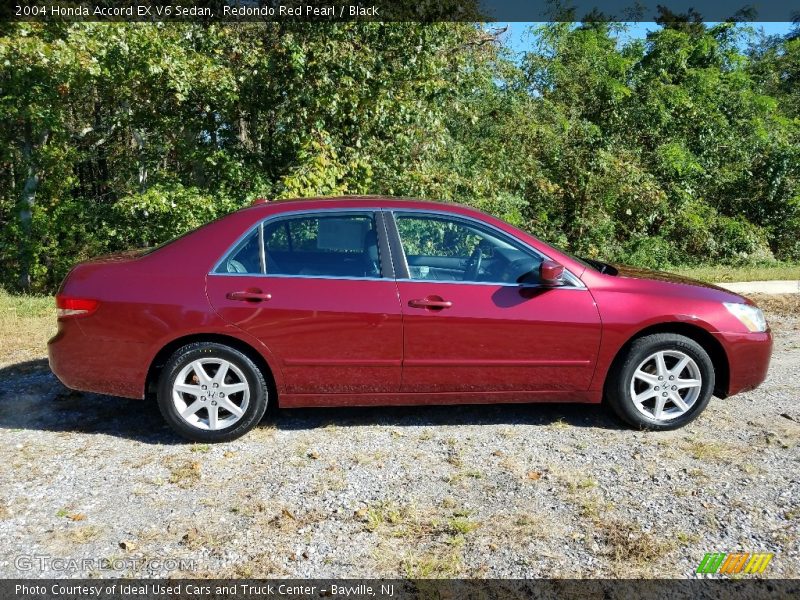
(597, 519), (675, 569)
(360, 502), (481, 545)
(189, 444), (210, 454)
(352, 449), (389, 466)
(676, 531), (701, 545)
(748, 293), (800, 317)
(361, 502), (407, 532)
(687, 467), (710, 481)
(63, 525), (102, 544)
(401, 550), (462, 578)
(0, 290), (54, 318)
(483, 512), (549, 544)
(231, 555), (281, 578)
(565, 475), (598, 493)
(229, 499), (267, 518)
(682, 439), (739, 462)
(180, 527), (230, 551)
(445, 469), (483, 484)
(553, 467), (613, 522)
(739, 462), (763, 475)
(0, 290), (55, 365)
(512, 514), (550, 539)
(447, 517), (479, 535)
(577, 496), (613, 520)
(672, 263), (800, 283)
(443, 439), (464, 468)
(167, 459), (202, 488)
(497, 455), (522, 475)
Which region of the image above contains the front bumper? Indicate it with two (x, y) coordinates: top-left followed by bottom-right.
(712, 329), (773, 396)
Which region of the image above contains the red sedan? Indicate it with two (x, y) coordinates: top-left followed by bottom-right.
(48, 197), (772, 442)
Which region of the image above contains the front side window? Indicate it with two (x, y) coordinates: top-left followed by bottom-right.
(394, 213), (544, 284)
(262, 213), (382, 278)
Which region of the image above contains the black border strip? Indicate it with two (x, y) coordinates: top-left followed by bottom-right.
(3, 579), (800, 600)
(3, 1), (800, 23)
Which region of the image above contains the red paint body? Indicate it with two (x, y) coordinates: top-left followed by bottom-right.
(48, 197), (772, 408)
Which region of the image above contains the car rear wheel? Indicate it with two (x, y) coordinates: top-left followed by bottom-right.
(605, 333), (715, 430)
(157, 342), (268, 442)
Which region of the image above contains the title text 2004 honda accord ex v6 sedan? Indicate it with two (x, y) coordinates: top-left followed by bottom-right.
(48, 197), (772, 442)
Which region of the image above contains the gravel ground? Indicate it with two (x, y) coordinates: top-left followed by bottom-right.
(0, 311), (798, 579)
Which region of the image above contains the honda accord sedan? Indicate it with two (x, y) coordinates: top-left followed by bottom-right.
(48, 197), (772, 442)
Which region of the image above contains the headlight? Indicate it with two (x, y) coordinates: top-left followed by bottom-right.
(724, 302), (767, 333)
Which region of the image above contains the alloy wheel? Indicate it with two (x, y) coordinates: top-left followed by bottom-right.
(172, 358), (250, 430)
(629, 350), (702, 422)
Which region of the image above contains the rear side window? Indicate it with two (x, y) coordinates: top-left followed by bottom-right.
(217, 212), (382, 279)
(216, 228), (263, 274)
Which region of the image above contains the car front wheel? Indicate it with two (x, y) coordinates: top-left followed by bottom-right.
(157, 342), (268, 442)
(606, 333), (715, 430)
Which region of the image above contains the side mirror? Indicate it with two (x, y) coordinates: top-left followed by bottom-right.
(540, 259), (565, 286)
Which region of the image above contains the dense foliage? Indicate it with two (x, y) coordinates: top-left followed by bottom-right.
(1, 20), (798, 292)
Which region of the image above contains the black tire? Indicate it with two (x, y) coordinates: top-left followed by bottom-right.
(605, 333), (715, 430)
(157, 342), (268, 442)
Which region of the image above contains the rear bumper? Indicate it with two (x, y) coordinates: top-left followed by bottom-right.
(48, 320), (147, 399)
(713, 329), (773, 396)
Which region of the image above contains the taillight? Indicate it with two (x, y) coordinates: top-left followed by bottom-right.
(56, 295), (99, 319)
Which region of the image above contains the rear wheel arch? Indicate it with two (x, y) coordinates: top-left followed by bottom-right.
(145, 333), (278, 404)
(605, 322), (730, 398)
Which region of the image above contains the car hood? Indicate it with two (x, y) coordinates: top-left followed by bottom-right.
(610, 264), (732, 293)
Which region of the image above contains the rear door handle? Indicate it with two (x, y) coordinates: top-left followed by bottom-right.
(408, 297), (452, 310)
(226, 290), (272, 302)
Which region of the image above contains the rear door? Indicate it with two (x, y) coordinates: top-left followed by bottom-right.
(389, 211), (602, 393)
(206, 210), (403, 395)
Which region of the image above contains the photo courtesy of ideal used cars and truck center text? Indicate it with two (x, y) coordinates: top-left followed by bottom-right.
(0, 1), (798, 598)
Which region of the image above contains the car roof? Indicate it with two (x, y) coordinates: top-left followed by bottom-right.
(247, 195), (477, 214)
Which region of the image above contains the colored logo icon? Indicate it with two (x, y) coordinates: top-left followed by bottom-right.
(697, 552), (774, 574)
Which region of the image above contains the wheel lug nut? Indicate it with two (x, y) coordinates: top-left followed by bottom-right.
(202, 385), (207, 390)
(662, 392), (667, 397)
(672, 385), (677, 390)
(213, 383), (219, 388)
(654, 386), (659, 391)
(201, 397), (206, 401)
(211, 401), (217, 406)
(669, 376), (674, 380)
(219, 393), (225, 398)
(658, 376), (663, 380)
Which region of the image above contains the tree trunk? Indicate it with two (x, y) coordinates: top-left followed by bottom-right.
(17, 121), (49, 291)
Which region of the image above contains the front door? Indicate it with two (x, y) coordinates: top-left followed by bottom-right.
(206, 210), (403, 395)
(390, 211), (602, 393)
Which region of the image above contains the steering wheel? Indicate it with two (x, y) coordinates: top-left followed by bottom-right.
(226, 259), (247, 274)
(465, 244), (484, 281)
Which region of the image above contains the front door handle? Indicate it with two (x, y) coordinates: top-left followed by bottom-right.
(226, 290), (272, 302)
(408, 296), (452, 310)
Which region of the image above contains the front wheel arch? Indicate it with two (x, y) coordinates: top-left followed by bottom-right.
(604, 322), (730, 399)
(604, 332), (716, 429)
(145, 333), (278, 405)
